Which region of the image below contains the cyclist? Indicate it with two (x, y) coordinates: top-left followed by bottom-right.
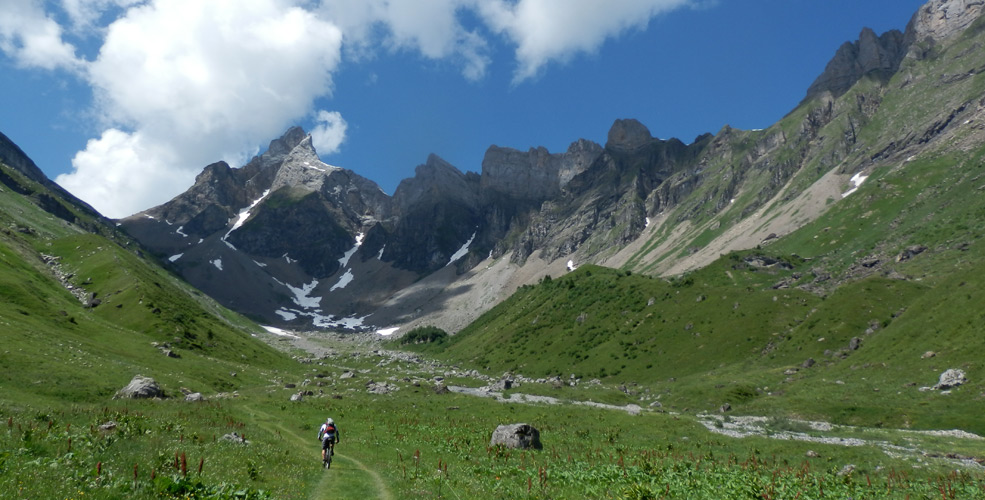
(317, 417), (340, 462)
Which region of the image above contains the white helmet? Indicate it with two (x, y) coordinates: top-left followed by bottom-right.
(326, 418), (334, 425)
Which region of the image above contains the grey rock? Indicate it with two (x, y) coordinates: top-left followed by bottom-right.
(489, 423), (542, 450)
(114, 375), (164, 399)
(220, 432), (249, 444)
(933, 369), (967, 390)
(185, 392), (205, 402)
(849, 337), (862, 351)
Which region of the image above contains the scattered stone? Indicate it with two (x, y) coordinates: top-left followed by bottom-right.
(290, 392), (304, 402)
(896, 245), (927, 262)
(806, 450), (820, 458)
(489, 423), (542, 450)
(185, 392), (205, 402)
(367, 381), (396, 394)
(802, 358), (816, 368)
(114, 375), (164, 399)
(625, 404), (642, 416)
(719, 403), (732, 413)
(784, 368), (798, 375)
(933, 369), (967, 390)
(433, 382), (450, 395)
(849, 337), (862, 351)
(340, 371), (355, 379)
(98, 421), (117, 432)
(921, 351), (937, 359)
(837, 464), (856, 477)
(220, 432), (249, 444)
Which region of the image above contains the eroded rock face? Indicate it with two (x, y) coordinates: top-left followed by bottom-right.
(906, 0), (985, 48)
(805, 28), (907, 99)
(479, 141), (602, 202)
(606, 118), (654, 152)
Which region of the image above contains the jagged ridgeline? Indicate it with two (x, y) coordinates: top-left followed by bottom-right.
(0, 132), (290, 404)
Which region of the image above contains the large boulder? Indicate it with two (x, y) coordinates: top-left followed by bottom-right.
(114, 375), (165, 399)
(489, 423), (542, 450)
(934, 369), (967, 390)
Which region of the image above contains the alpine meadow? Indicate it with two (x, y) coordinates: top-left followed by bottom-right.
(3, 0), (985, 498)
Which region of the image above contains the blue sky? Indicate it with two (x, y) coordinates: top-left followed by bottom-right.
(0, 0), (925, 218)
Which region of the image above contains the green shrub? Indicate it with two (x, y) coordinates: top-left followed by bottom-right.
(400, 326), (449, 345)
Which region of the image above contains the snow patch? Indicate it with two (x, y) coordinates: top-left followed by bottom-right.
(222, 189), (271, 248)
(168, 253), (183, 262)
(567, 260), (577, 272)
(447, 231), (476, 266)
(211, 259), (223, 271)
(376, 327), (399, 336)
(330, 269), (354, 291)
(262, 325), (298, 338)
(175, 226), (188, 238)
(841, 172), (869, 198)
(274, 309), (298, 321)
(285, 279), (321, 309)
(283, 254), (296, 264)
(338, 232), (365, 267)
(253, 260), (267, 268)
(377, 244), (385, 260)
(644, 217), (650, 228)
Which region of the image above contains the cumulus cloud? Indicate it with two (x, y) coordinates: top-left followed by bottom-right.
(0, 0), (82, 71)
(57, 0), (344, 217)
(57, 129), (195, 218)
(478, 0), (694, 82)
(310, 110), (348, 156)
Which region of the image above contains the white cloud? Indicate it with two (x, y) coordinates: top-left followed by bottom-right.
(56, 129), (195, 218)
(0, 0), (82, 71)
(317, 0), (490, 80)
(478, 0), (693, 82)
(310, 110), (348, 155)
(59, 0), (142, 32)
(56, 0), (344, 217)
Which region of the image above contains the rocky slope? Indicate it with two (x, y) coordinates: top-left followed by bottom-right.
(117, 0), (985, 335)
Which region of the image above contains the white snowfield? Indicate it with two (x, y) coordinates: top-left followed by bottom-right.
(841, 172), (868, 198)
(447, 231), (476, 266)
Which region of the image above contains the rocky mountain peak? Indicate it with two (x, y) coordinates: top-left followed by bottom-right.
(269, 133), (340, 193)
(264, 125), (308, 162)
(805, 27), (906, 100)
(606, 119), (654, 152)
(392, 154), (476, 213)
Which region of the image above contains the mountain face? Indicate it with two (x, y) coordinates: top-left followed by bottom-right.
(118, 0), (985, 334)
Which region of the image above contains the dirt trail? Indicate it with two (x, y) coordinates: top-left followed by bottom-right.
(242, 405), (393, 500)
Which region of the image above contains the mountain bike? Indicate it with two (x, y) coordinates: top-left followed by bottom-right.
(322, 438), (335, 469)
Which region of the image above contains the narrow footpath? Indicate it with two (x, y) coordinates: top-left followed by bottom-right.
(242, 405), (393, 500)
